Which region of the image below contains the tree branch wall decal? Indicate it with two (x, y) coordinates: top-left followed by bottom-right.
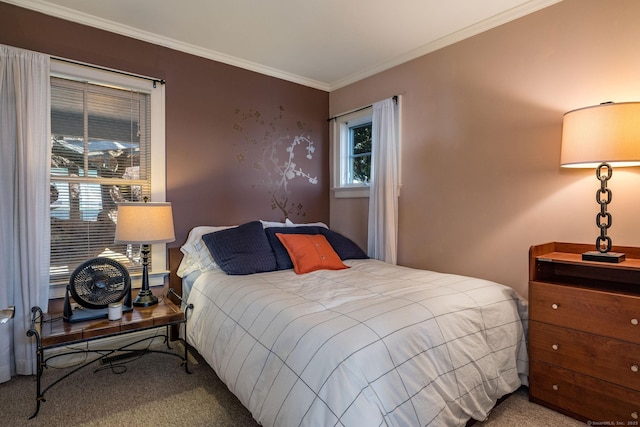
(234, 106), (318, 220)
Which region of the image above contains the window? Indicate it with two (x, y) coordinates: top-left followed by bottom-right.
(49, 61), (166, 298)
(332, 107), (372, 198)
(348, 119), (372, 184)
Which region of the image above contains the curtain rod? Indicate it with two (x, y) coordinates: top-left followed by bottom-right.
(327, 95), (398, 122)
(52, 56), (166, 87)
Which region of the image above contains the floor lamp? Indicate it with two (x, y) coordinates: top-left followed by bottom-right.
(561, 102), (640, 262)
(115, 202), (175, 306)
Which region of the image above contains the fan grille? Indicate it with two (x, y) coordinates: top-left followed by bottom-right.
(70, 258), (130, 309)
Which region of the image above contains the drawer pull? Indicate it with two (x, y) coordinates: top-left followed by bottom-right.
(552, 344), (559, 351)
(632, 365), (639, 373)
(552, 384), (559, 391)
(632, 318), (639, 326)
(632, 412), (638, 420)
(551, 303), (559, 310)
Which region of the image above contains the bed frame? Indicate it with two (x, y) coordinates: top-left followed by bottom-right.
(167, 247), (184, 303)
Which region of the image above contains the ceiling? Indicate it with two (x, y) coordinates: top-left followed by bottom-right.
(6, 0), (561, 91)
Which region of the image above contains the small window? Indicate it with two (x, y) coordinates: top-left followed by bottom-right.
(348, 120), (372, 184)
(332, 108), (372, 198)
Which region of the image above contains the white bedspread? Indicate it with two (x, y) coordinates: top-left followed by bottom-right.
(186, 259), (528, 427)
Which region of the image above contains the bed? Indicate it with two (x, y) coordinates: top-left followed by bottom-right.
(170, 220), (528, 427)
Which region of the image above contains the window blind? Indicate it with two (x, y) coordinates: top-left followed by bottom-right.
(50, 77), (151, 284)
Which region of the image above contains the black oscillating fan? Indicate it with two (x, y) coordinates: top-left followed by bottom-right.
(63, 257), (132, 323)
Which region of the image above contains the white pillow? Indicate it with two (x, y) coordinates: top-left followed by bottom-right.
(175, 256), (199, 278)
(285, 218), (329, 228)
(260, 220), (286, 228)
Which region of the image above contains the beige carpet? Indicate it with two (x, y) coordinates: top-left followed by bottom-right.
(1, 345), (584, 426)
(476, 388), (583, 426)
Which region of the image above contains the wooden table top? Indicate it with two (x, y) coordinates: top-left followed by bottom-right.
(40, 297), (184, 348)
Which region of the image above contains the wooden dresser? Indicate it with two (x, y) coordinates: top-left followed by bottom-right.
(529, 242), (640, 424)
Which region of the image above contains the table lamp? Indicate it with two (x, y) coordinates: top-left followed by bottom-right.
(115, 201), (175, 306)
(561, 102), (640, 262)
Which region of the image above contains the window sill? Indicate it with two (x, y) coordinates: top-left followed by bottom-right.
(332, 186), (370, 199)
(49, 270), (169, 300)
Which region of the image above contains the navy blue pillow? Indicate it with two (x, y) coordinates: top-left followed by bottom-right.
(318, 228), (368, 261)
(202, 221), (276, 275)
(265, 226), (367, 270)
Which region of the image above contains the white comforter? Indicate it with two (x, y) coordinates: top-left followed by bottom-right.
(186, 259), (528, 427)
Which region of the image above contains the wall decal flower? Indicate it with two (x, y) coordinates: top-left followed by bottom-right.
(234, 106), (318, 220)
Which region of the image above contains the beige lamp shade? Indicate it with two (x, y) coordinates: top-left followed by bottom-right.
(561, 102), (640, 168)
(114, 202), (175, 244)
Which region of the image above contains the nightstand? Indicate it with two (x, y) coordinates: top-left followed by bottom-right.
(528, 242), (640, 424)
(27, 290), (192, 419)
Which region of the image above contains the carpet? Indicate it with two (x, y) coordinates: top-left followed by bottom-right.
(1, 345), (583, 426)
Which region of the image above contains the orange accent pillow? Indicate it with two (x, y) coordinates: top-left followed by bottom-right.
(275, 233), (349, 274)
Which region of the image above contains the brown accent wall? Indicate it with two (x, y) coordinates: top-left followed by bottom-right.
(7, 1), (640, 299)
(0, 2), (329, 248)
(330, 0), (640, 298)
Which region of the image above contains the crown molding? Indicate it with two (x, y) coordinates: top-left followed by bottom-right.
(4, 0), (562, 93)
(3, 0), (331, 91)
(328, 0), (563, 91)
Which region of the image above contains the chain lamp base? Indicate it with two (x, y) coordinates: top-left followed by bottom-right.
(582, 162), (626, 263)
(582, 251), (625, 263)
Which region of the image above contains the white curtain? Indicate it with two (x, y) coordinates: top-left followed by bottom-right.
(367, 97), (399, 264)
(0, 45), (51, 383)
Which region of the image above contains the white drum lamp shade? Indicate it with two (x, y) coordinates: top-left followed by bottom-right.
(115, 202), (175, 306)
(115, 202), (175, 244)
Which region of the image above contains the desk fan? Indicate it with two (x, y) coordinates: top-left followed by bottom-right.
(63, 257), (132, 323)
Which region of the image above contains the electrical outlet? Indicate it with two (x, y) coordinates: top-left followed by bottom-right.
(0, 306), (15, 324)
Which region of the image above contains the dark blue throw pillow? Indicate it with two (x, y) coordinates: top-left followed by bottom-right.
(202, 221), (276, 275)
(265, 226), (367, 270)
(318, 228), (368, 261)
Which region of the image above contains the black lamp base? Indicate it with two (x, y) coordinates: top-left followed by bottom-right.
(132, 244), (158, 307)
(133, 289), (158, 307)
(582, 251), (626, 263)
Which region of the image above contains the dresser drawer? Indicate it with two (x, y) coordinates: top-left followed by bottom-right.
(529, 281), (640, 344)
(529, 321), (640, 391)
(530, 360), (640, 424)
